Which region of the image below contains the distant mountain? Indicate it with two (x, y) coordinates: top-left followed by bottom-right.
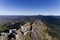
(0, 15), (60, 22)
(55, 16), (60, 19)
(40, 16), (60, 25)
(0, 15), (60, 25)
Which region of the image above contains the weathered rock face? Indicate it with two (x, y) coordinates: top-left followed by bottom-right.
(31, 20), (52, 40)
(0, 33), (8, 40)
(16, 20), (54, 40)
(21, 22), (31, 34)
(16, 22), (31, 40)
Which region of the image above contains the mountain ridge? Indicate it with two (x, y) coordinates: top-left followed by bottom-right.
(0, 15), (60, 40)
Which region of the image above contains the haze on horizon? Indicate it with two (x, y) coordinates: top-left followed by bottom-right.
(0, 0), (60, 16)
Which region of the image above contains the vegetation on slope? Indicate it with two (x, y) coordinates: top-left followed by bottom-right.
(0, 24), (9, 32)
(44, 23), (60, 40)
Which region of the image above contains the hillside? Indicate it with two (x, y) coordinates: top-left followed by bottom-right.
(0, 16), (60, 40)
(16, 20), (60, 40)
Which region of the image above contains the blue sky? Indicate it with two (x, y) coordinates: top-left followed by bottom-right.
(0, 0), (60, 15)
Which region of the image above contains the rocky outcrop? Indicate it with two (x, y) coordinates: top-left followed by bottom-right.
(0, 20), (59, 40)
(31, 20), (52, 40)
(16, 20), (55, 40)
(0, 33), (8, 40)
(16, 22), (31, 40)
